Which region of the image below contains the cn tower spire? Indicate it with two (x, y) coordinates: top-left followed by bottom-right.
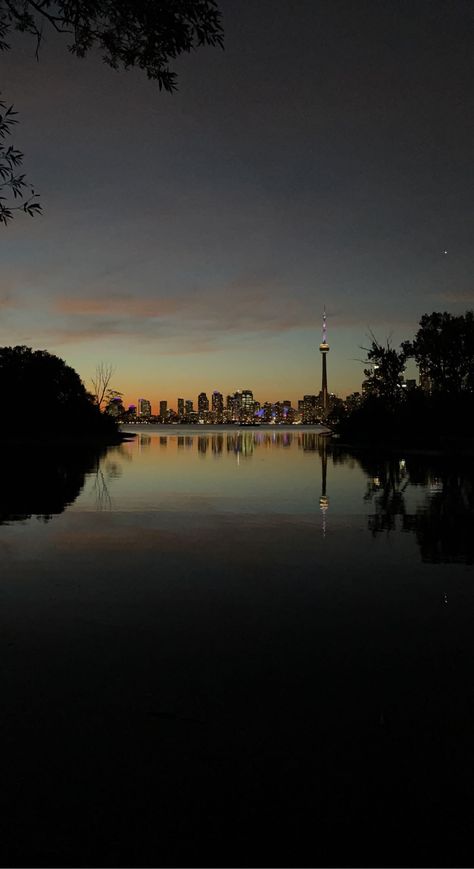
(319, 306), (330, 413)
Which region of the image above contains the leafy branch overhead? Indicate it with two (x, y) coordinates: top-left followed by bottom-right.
(0, 0), (224, 91)
(0, 1), (223, 223)
(0, 97), (41, 225)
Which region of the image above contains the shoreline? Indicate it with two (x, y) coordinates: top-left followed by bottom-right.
(3, 424), (473, 456)
(120, 423), (332, 433)
(0, 430), (135, 448)
(333, 437), (474, 458)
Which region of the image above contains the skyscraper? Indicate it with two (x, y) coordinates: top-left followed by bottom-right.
(212, 391), (224, 423)
(228, 390), (243, 422)
(159, 400), (167, 422)
(177, 397), (185, 420)
(198, 392), (209, 421)
(138, 398), (151, 417)
(303, 394), (318, 424)
(240, 389), (254, 421)
(319, 307), (330, 412)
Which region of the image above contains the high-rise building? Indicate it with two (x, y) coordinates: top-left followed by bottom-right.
(225, 391), (237, 421)
(212, 391), (224, 423)
(198, 392), (209, 421)
(177, 397), (185, 420)
(185, 400), (194, 420)
(282, 401), (295, 423)
(319, 307), (330, 412)
(240, 389), (254, 421)
(159, 400), (167, 422)
(138, 398), (152, 417)
(231, 390), (243, 421)
(224, 394), (234, 423)
(303, 394), (319, 424)
(273, 401), (283, 423)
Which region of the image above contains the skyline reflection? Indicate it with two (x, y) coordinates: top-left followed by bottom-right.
(105, 433), (474, 565)
(2, 434), (473, 868)
(2, 431), (473, 565)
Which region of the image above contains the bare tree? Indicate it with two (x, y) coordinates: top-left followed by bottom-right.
(91, 362), (115, 410)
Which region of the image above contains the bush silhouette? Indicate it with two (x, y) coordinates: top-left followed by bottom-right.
(0, 345), (119, 440)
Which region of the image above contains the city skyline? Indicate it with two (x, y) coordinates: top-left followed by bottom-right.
(1, 0), (471, 406)
(96, 311), (420, 410)
(100, 362), (419, 412)
(112, 308), (337, 409)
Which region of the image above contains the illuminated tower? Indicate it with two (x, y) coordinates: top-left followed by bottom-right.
(319, 307), (329, 412)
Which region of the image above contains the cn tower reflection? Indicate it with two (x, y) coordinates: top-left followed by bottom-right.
(319, 436), (329, 537)
(298, 432), (330, 536)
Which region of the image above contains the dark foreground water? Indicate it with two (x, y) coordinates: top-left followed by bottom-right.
(1, 426), (474, 867)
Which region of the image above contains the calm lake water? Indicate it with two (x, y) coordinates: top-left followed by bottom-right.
(1, 426), (474, 867)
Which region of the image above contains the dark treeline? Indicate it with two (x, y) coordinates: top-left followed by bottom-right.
(333, 311), (474, 449)
(0, 345), (122, 443)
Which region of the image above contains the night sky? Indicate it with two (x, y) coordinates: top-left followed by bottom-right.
(1, 0), (472, 408)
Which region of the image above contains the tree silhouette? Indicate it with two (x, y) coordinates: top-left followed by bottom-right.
(0, 345), (119, 438)
(0, 0), (223, 90)
(0, 0), (223, 222)
(402, 311), (474, 394)
(361, 334), (407, 403)
(0, 95), (41, 225)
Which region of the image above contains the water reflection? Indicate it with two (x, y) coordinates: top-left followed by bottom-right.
(0, 445), (108, 525)
(129, 429), (326, 457)
(91, 468), (112, 511)
(3, 430), (474, 867)
(320, 438), (329, 536)
(349, 451), (474, 564)
(2, 432), (473, 565)
(118, 432), (474, 564)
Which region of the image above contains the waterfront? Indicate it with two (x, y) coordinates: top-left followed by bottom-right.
(1, 427), (474, 866)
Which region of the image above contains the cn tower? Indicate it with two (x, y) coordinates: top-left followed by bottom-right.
(319, 307), (329, 412)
